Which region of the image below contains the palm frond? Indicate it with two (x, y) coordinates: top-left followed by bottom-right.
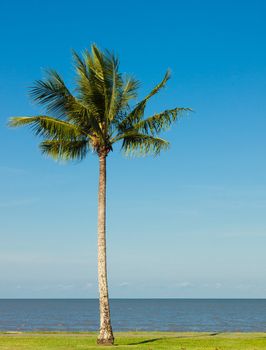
(40, 139), (89, 160)
(145, 70), (171, 100)
(30, 69), (75, 118)
(118, 70), (171, 132)
(132, 107), (191, 135)
(90, 45), (124, 124)
(73, 49), (106, 123)
(30, 68), (101, 137)
(106, 53), (121, 123)
(72, 49), (89, 80)
(118, 132), (169, 156)
(8, 116), (83, 140)
(115, 76), (140, 115)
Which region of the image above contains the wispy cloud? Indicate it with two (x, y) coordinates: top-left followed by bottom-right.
(0, 166), (27, 175)
(202, 282), (222, 289)
(84, 282), (93, 289)
(0, 253), (89, 265)
(119, 282), (129, 287)
(57, 284), (74, 290)
(174, 209), (199, 217)
(236, 283), (253, 290)
(0, 198), (39, 208)
(175, 281), (194, 288)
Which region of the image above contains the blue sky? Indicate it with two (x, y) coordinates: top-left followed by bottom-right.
(0, 0), (266, 298)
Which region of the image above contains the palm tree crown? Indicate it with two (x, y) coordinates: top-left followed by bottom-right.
(9, 44), (190, 158)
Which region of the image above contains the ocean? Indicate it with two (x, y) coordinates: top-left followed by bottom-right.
(0, 299), (266, 332)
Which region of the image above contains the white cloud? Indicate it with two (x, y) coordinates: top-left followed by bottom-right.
(84, 282), (93, 289)
(119, 282), (129, 287)
(202, 282), (222, 289)
(57, 284), (74, 290)
(176, 281), (194, 288)
(0, 166), (27, 175)
(236, 283), (252, 290)
(0, 198), (38, 208)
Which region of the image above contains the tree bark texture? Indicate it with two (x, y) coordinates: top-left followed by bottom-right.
(97, 155), (114, 345)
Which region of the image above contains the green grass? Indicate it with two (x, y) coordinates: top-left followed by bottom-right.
(0, 332), (266, 349)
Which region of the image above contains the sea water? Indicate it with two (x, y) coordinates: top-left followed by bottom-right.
(0, 299), (265, 332)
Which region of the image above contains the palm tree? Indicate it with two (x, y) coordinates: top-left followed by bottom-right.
(8, 44), (190, 344)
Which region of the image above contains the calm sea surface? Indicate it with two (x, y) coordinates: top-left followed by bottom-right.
(0, 299), (266, 332)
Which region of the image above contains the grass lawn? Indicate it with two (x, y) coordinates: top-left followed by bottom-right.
(0, 332), (266, 349)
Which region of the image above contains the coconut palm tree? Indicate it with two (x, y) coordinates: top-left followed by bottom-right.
(8, 44), (190, 344)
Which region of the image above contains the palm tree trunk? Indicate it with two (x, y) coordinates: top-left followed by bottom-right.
(97, 154), (114, 345)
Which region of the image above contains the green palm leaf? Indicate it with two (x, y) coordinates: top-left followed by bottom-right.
(30, 69), (74, 118)
(133, 107), (192, 135)
(8, 116), (83, 140)
(121, 132), (169, 156)
(40, 140), (89, 160)
(118, 70), (171, 132)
